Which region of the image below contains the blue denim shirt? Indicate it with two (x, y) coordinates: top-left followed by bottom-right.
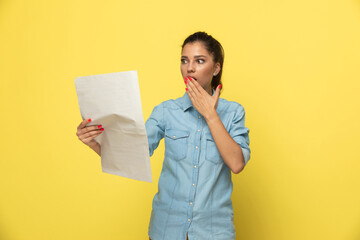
(146, 92), (250, 240)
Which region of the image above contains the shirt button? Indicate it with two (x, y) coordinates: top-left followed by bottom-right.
(197, 129), (200, 132)
(173, 136), (176, 139)
(190, 202), (193, 205)
(198, 116), (201, 119)
(195, 146), (198, 149)
(194, 165), (197, 168)
(188, 219), (191, 222)
(192, 183), (195, 186)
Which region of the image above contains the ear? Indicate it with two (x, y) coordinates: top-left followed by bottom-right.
(214, 62), (221, 76)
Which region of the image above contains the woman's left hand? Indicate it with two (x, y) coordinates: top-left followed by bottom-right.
(185, 77), (221, 120)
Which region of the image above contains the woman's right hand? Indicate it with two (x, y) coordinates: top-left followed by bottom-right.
(76, 118), (104, 150)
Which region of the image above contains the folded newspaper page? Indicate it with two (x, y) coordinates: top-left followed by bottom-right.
(75, 71), (152, 182)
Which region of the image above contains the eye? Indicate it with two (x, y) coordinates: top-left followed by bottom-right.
(197, 59), (205, 64)
(181, 59), (188, 64)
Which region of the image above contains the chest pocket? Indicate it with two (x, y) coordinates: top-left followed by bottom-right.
(205, 133), (222, 164)
(165, 129), (190, 161)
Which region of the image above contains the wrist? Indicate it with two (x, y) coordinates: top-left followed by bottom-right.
(87, 140), (99, 150)
(204, 109), (219, 123)
(88, 141), (101, 156)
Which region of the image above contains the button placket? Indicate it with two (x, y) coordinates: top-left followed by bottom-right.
(187, 113), (202, 227)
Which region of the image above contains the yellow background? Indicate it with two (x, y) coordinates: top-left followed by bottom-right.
(1, 0), (359, 239)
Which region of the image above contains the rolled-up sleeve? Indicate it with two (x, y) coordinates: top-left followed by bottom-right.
(229, 104), (251, 165)
(145, 103), (165, 157)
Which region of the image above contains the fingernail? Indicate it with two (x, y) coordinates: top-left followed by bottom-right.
(184, 80), (187, 84)
(188, 77), (192, 81)
(219, 84), (222, 89)
(98, 125), (102, 128)
(184, 77), (188, 81)
(186, 88), (188, 91)
(101, 128), (104, 131)
(88, 118), (92, 122)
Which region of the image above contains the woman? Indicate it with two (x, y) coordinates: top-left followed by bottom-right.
(76, 32), (251, 240)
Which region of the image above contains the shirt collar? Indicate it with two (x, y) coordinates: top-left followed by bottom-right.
(181, 89), (216, 112)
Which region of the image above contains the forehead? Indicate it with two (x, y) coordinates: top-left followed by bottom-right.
(181, 42), (211, 57)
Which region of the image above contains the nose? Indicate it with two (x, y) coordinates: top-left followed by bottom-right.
(187, 60), (195, 73)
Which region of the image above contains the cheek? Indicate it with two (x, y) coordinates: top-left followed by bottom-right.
(180, 65), (186, 76)
(199, 65), (214, 77)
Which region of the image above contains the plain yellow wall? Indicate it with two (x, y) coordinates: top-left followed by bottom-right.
(1, 0), (359, 239)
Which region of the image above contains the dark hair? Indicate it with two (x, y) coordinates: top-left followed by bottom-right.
(181, 31), (224, 93)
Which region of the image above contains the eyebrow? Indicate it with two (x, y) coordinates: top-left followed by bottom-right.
(181, 55), (208, 59)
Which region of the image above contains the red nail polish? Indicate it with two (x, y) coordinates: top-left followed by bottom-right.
(184, 77), (188, 81)
(88, 118), (92, 122)
(98, 125), (102, 128)
(186, 88), (188, 91)
(219, 84), (222, 89)
(188, 77), (192, 81)
(101, 128), (104, 131)
(185, 80), (187, 84)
